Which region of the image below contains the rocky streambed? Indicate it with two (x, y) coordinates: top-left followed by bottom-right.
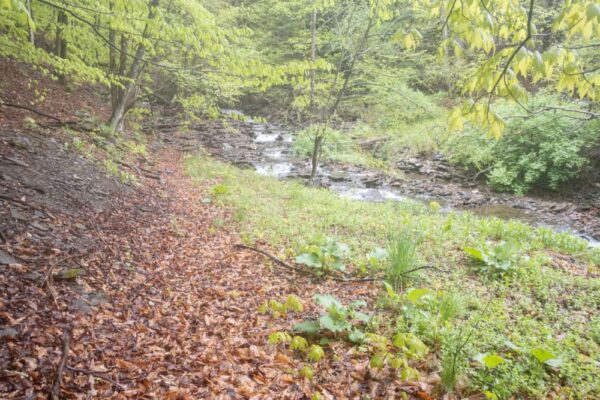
(171, 114), (600, 245)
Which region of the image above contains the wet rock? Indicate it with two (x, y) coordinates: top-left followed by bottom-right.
(70, 299), (93, 314)
(234, 161), (255, 169)
(0, 250), (18, 265)
(0, 327), (19, 339)
(329, 172), (351, 182)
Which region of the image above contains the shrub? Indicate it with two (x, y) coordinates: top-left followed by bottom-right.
(446, 95), (599, 194)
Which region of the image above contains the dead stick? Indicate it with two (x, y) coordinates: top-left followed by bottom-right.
(0, 101), (65, 123)
(50, 331), (71, 400)
(234, 244), (381, 282)
(234, 244), (312, 275)
(66, 366), (125, 391)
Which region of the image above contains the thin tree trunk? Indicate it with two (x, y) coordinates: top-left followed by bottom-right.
(55, 10), (68, 84)
(108, 0), (159, 132)
(310, 134), (323, 180)
(27, 0), (34, 45)
(310, 14), (374, 180)
(309, 4), (320, 181)
(109, 2), (118, 110)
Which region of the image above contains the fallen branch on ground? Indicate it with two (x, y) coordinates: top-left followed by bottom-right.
(235, 244), (375, 282)
(66, 366), (125, 391)
(50, 331), (71, 400)
(234, 244), (450, 282)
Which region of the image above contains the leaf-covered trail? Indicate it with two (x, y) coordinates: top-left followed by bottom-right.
(3, 150), (429, 399)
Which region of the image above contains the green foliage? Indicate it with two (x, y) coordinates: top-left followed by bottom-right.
(295, 237), (350, 274)
(307, 344), (325, 362)
(474, 353), (506, 369)
(299, 364), (314, 379)
(293, 294), (369, 340)
(258, 295), (304, 318)
(268, 331), (292, 345)
(186, 157), (600, 398)
(447, 98), (599, 194)
(464, 241), (521, 277)
(385, 233), (420, 290)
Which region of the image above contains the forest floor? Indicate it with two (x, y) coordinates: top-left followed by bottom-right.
(1, 60), (599, 399)
(1, 139), (445, 399)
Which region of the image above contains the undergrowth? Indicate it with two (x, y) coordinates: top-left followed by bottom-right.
(186, 155), (600, 399)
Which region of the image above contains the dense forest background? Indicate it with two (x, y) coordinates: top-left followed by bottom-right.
(1, 0), (599, 193)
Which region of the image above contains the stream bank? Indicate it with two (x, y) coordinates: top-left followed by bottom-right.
(164, 114), (600, 245)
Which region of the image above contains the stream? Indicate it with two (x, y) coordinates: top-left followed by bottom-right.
(192, 112), (600, 247)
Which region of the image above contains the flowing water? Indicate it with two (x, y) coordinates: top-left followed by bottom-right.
(217, 112), (599, 246)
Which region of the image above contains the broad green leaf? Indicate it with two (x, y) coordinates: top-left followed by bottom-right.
(313, 294), (342, 309)
(475, 353), (506, 369)
(348, 329), (365, 343)
(319, 314), (350, 333)
(292, 320), (320, 335)
(530, 347), (557, 363)
(464, 247), (485, 261)
(406, 288), (435, 304)
(530, 347), (563, 367)
(296, 252), (321, 268)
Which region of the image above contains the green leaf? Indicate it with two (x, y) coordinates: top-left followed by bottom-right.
(257, 302), (269, 314)
(406, 288), (435, 304)
(290, 336), (309, 351)
(530, 347), (557, 363)
(308, 344), (325, 362)
(369, 352), (386, 369)
(475, 353), (506, 369)
(299, 364), (314, 379)
(319, 314), (350, 333)
(285, 295), (304, 312)
(464, 247), (485, 261)
(268, 331), (291, 345)
(292, 320), (320, 335)
(313, 294), (342, 309)
(352, 311), (370, 323)
(382, 281), (398, 299)
(530, 347), (563, 367)
(296, 252), (321, 268)
(348, 329), (365, 343)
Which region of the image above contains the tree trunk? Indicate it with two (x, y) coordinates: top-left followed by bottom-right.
(310, 14), (374, 180)
(27, 0), (34, 45)
(309, 4), (320, 181)
(108, 0), (159, 132)
(310, 134), (323, 180)
(55, 10), (68, 84)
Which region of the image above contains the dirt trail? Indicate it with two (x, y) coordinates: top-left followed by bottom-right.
(1, 141), (437, 398)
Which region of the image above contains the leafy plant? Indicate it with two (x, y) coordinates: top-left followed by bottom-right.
(295, 237), (351, 274)
(464, 241), (521, 277)
(258, 294), (304, 318)
(293, 294), (369, 342)
(385, 233), (420, 290)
